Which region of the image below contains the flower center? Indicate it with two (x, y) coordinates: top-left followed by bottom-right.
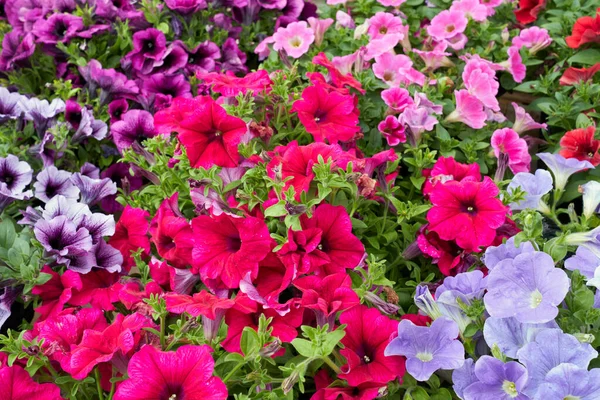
(54, 21), (68, 38)
(530, 289), (543, 308)
(563, 396), (581, 400)
(383, 71), (394, 82)
(415, 352), (433, 362)
(145, 40), (154, 51)
(169, 395), (177, 400)
(379, 27), (388, 34)
(502, 380), (518, 398)
(588, 152), (595, 157)
(288, 36), (302, 48)
(363, 355), (371, 363)
(446, 25), (455, 33)
(314, 109), (327, 123)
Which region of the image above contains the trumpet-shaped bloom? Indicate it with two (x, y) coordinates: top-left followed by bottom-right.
(566, 11), (600, 49)
(483, 236), (534, 270)
(34, 166), (79, 203)
(511, 102), (547, 134)
(534, 364), (600, 400)
(462, 356), (529, 400)
(445, 90), (487, 130)
(272, 21), (315, 58)
(483, 316), (558, 358)
(0, 363), (64, 400)
(165, 291), (235, 319)
(506, 170), (553, 211)
(109, 206), (151, 269)
(581, 180), (600, 218)
(537, 152), (594, 190)
(512, 27), (552, 54)
(427, 10), (468, 41)
(463, 59), (500, 111)
(484, 251), (569, 323)
(564, 246), (600, 279)
(559, 126), (600, 166)
(491, 128), (531, 173)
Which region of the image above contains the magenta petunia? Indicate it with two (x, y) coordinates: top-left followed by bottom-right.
(0, 363), (64, 400)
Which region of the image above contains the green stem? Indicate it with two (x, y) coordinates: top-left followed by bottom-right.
(322, 356), (342, 375)
(222, 362), (245, 383)
(94, 368), (105, 400)
(160, 314), (166, 350)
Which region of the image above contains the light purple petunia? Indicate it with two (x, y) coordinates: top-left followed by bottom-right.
(70, 173), (117, 206)
(534, 363), (600, 400)
(564, 246), (600, 279)
(435, 270), (487, 301)
(517, 329), (598, 397)
(19, 96), (65, 136)
(71, 107), (108, 143)
(79, 212), (116, 244)
(34, 215), (93, 258)
(110, 109), (157, 153)
(80, 163), (100, 179)
(484, 251), (569, 323)
(0, 287), (19, 330)
(483, 316), (558, 358)
(79, 59), (139, 105)
(34, 166), (80, 202)
(384, 317), (465, 381)
(41, 195), (90, 226)
(462, 356), (529, 400)
(511, 102), (547, 134)
(506, 170), (553, 211)
(537, 152), (594, 191)
(483, 236), (535, 270)
(29, 132), (58, 167)
(452, 358), (477, 400)
(0, 87), (25, 123)
(62, 240), (122, 274)
(0, 154), (32, 194)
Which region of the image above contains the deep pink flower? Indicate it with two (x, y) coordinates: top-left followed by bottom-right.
(292, 84), (360, 143)
(559, 126), (600, 166)
(417, 227), (465, 276)
(69, 269), (123, 311)
(0, 363), (64, 400)
(445, 89), (487, 129)
(312, 369), (385, 400)
(511, 102), (547, 133)
(197, 70), (272, 97)
(165, 290), (235, 318)
(150, 194), (194, 269)
(293, 273), (359, 327)
(381, 88), (414, 113)
(114, 345), (227, 400)
(313, 53), (365, 94)
(422, 156), (481, 197)
(108, 205), (150, 270)
(427, 177), (507, 251)
(491, 128), (531, 173)
(32, 266), (82, 321)
(118, 281), (163, 314)
(378, 115), (406, 146)
(273, 21), (315, 58)
(277, 227), (330, 275)
(512, 27), (552, 54)
(338, 305), (405, 386)
(299, 204), (365, 274)
(191, 213), (273, 289)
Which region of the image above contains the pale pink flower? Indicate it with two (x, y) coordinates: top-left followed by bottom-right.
(272, 21), (315, 59)
(413, 42), (453, 71)
(414, 92), (443, 115)
(462, 58), (500, 111)
(367, 12), (406, 40)
(336, 10), (355, 29)
(450, 0), (488, 21)
(372, 53), (413, 86)
(459, 54), (504, 71)
(445, 89), (487, 129)
(500, 46), (526, 83)
(446, 33), (469, 51)
(400, 105), (438, 143)
(480, 0), (503, 16)
(381, 88), (414, 113)
(491, 128), (531, 173)
(512, 27), (552, 55)
(427, 10), (468, 41)
(378, 115), (406, 146)
(485, 108), (507, 123)
(254, 36), (275, 60)
(332, 52), (358, 74)
(308, 17), (334, 47)
(327, 0), (347, 5)
(377, 0), (406, 6)
(511, 102), (547, 134)
(364, 34), (402, 60)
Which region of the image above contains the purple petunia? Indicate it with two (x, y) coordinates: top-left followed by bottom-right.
(220, 37), (248, 74)
(110, 109), (157, 153)
(564, 246), (600, 279)
(165, 0), (207, 14)
(34, 215), (93, 258)
(71, 106), (108, 144)
(19, 96), (65, 136)
(34, 166), (79, 202)
(79, 60), (139, 105)
(534, 364), (600, 400)
(70, 173), (117, 206)
(517, 329), (598, 396)
(0, 87), (25, 123)
(461, 356), (529, 400)
(153, 42), (189, 75)
(127, 28), (168, 75)
(384, 317), (465, 381)
(31, 13), (85, 44)
(185, 41), (221, 75)
(506, 170), (553, 212)
(483, 316), (558, 358)
(0, 287), (19, 330)
(139, 73), (191, 111)
(0, 154), (33, 211)
(0, 32), (35, 71)
(537, 152), (594, 191)
(484, 251), (569, 323)
(452, 358), (477, 400)
(483, 236), (535, 270)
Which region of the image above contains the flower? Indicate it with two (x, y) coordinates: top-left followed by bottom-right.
(517, 329), (598, 396)
(559, 63), (600, 86)
(307, 17), (333, 47)
(514, 0), (546, 24)
(427, 177), (507, 252)
(501, 47), (526, 83)
(445, 90), (487, 129)
(70, 173), (117, 206)
(400, 106), (438, 143)
(506, 170), (553, 211)
(150, 195), (193, 269)
(453, 359), (477, 400)
(384, 317), (464, 381)
(483, 316), (558, 358)
(0, 363), (64, 400)
(32, 13), (85, 44)
(126, 28), (168, 75)
(108, 206), (151, 270)
(565, 246), (600, 279)
(33, 166), (79, 203)
(417, 229), (465, 276)
(413, 43), (454, 72)
(512, 27), (552, 54)
(272, 21), (315, 58)
(114, 344), (227, 400)
(0, 32), (35, 71)
(69, 269), (123, 310)
(581, 180), (600, 219)
(165, 290), (234, 318)
(32, 265), (82, 321)
(566, 10), (600, 49)
(537, 152), (594, 190)
(461, 356), (529, 400)
(535, 364), (600, 400)
(110, 110), (158, 153)
(0, 154), (32, 197)
(559, 126), (600, 166)
(164, 0), (207, 14)
(0, 287), (18, 331)
(422, 156), (481, 197)
(367, 12), (406, 40)
(378, 115), (406, 146)
(78, 60), (139, 104)
(372, 53), (422, 87)
(312, 370), (385, 400)
(19, 97), (65, 136)
(292, 84), (360, 143)
(277, 227), (330, 275)
(198, 70), (272, 97)
(338, 305), (405, 386)
(462, 58), (500, 111)
(185, 41), (221, 74)
(484, 251), (569, 323)
(191, 213), (273, 289)
(381, 88), (414, 113)
(0, 87), (25, 123)
(511, 102), (547, 133)
(491, 128), (531, 173)
(450, 0), (487, 21)
(427, 10), (468, 42)
(34, 216), (93, 262)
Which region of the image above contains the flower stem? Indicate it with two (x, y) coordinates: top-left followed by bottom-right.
(322, 356), (342, 375)
(160, 314), (166, 350)
(94, 368), (105, 400)
(223, 362), (244, 383)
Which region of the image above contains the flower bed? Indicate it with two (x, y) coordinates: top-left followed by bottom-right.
(0, 0), (600, 398)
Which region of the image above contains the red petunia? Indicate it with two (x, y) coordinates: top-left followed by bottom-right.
(32, 265), (82, 321)
(422, 156), (481, 198)
(559, 126), (600, 166)
(150, 194), (194, 269)
(108, 205), (150, 270)
(154, 96), (207, 134)
(69, 269), (123, 311)
(191, 213), (273, 289)
(566, 9), (600, 49)
(292, 83), (360, 143)
(197, 69), (273, 97)
(426, 177), (507, 252)
(299, 204), (365, 274)
(114, 344), (228, 400)
(559, 63), (600, 86)
(311, 369), (385, 400)
(277, 227), (330, 275)
(165, 290), (235, 319)
(312, 52), (365, 94)
(0, 363), (64, 400)
(338, 305), (405, 386)
(514, 0), (546, 24)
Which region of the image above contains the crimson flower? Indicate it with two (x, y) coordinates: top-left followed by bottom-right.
(150, 194), (194, 269)
(312, 52), (365, 94)
(299, 204), (365, 274)
(293, 273), (359, 327)
(559, 63), (600, 86)
(292, 83), (360, 143)
(108, 205), (150, 270)
(69, 269), (123, 311)
(566, 9), (600, 49)
(191, 213), (273, 289)
(514, 0), (546, 24)
(277, 227), (330, 275)
(198, 70), (273, 97)
(559, 126), (600, 166)
(417, 228), (465, 276)
(422, 156), (481, 197)
(0, 363), (64, 400)
(165, 290), (235, 318)
(426, 177), (507, 252)
(154, 96), (207, 134)
(32, 265), (82, 321)
(338, 305), (405, 386)
(114, 345), (227, 400)
(311, 369), (385, 400)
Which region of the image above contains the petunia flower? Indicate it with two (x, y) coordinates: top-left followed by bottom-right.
(417, 229), (466, 276)
(500, 47), (526, 83)
(462, 356), (529, 400)
(277, 227), (330, 275)
(272, 21), (315, 58)
(367, 12), (406, 40)
(450, 0), (487, 21)
(514, 0), (546, 24)
(422, 156), (481, 197)
(512, 26), (552, 54)
(31, 13), (85, 44)
(427, 177), (507, 252)
(165, 290), (235, 319)
(400, 106), (438, 144)
(537, 152), (594, 191)
(33, 166), (79, 203)
(559, 126), (600, 166)
(198, 70), (272, 98)
(385, 317), (464, 381)
(372, 53), (423, 87)
(0, 154), (32, 197)
(559, 63), (600, 86)
(69, 269), (123, 311)
(19, 96), (65, 136)
(292, 83), (360, 143)
(114, 345), (227, 400)
(312, 369), (385, 400)
(111, 109), (157, 153)
(517, 329), (598, 396)
(71, 107), (108, 144)
(378, 115), (406, 146)
(0, 363), (64, 400)
(491, 128), (531, 174)
(581, 180), (600, 219)
(108, 205), (150, 270)
(126, 28), (168, 75)
(0, 32), (35, 71)
(413, 43), (454, 72)
(34, 215), (93, 260)
(221, 38), (248, 74)
(565, 246), (600, 279)
(78, 60), (139, 104)
(483, 316), (558, 358)
(0, 87), (25, 123)
(511, 102), (547, 134)
(427, 10), (468, 42)
(566, 10), (600, 49)
(484, 251), (569, 323)
(535, 363), (600, 400)
(338, 305), (405, 386)
(445, 89), (487, 129)
(462, 58), (500, 111)
(140, 73), (192, 111)
(164, 0), (207, 15)
(452, 359), (477, 400)
(506, 170), (553, 212)
(32, 265), (82, 321)
(307, 17), (333, 47)
(381, 88), (414, 114)
(70, 173), (117, 206)
(0, 287), (18, 331)
(150, 195), (193, 269)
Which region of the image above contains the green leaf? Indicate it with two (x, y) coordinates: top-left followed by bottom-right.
(291, 338), (316, 358)
(265, 202), (287, 218)
(240, 327), (260, 357)
(568, 49), (600, 65)
(321, 327), (346, 357)
(0, 219), (16, 249)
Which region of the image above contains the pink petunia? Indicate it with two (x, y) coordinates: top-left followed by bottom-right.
(364, 34), (402, 60)
(512, 27), (552, 54)
(427, 10), (468, 50)
(378, 115), (407, 146)
(450, 0), (488, 21)
(501, 47), (527, 83)
(367, 12), (406, 40)
(491, 128), (531, 173)
(381, 88), (414, 113)
(422, 156), (481, 197)
(445, 89), (487, 129)
(32, 266), (82, 321)
(108, 205), (150, 270)
(272, 21), (315, 59)
(165, 290), (235, 319)
(307, 17), (334, 47)
(511, 102), (547, 134)
(413, 42), (453, 72)
(0, 363), (64, 400)
(462, 58), (500, 111)
(372, 53), (415, 87)
(335, 11), (355, 29)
